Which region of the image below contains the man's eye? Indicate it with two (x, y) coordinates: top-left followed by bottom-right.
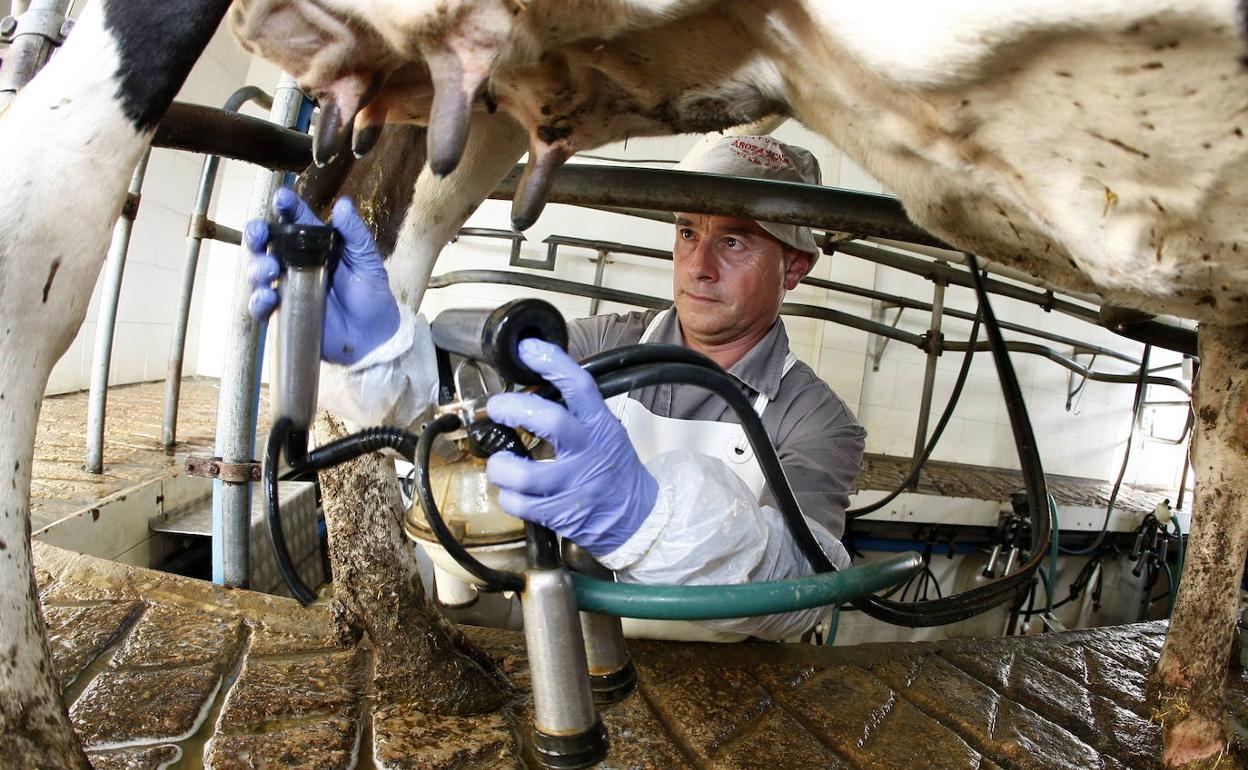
(723, 237), (740, 249)
(679, 228), (695, 240)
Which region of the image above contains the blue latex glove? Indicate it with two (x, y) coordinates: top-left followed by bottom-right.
(486, 338), (659, 557)
(245, 187), (400, 365)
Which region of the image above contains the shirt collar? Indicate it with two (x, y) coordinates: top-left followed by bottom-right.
(654, 309), (791, 400)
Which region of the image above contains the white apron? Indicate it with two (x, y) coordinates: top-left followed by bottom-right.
(606, 309), (796, 642)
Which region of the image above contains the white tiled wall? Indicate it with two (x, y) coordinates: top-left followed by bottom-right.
(43, 20), (1193, 489)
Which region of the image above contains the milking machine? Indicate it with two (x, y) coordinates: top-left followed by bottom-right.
(261, 219), (1050, 768)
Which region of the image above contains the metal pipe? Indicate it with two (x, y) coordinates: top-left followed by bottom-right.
(532, 233), (1142, 365)
(427, 269), (1190, 393)
(588, 251), (609, 316)
(84, 150), (150, 474)
(0, 0), (72, 111)
(911, 281), (945, 488)
(944, 339), (1192, 395)
(153, 101), (311, 173)
(490, 164), (949, 248)
(866, 236), (1108, 307)
(211, 75), (305, 588)
(163, 86), (274, 448)
(427, 269), (927, 349)
(801, 274), (1140, 365)
(544, 235), (674, 262)
(839, 241), (1197, 357)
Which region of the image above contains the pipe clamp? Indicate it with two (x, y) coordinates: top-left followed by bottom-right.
(185, 455), (261, 484)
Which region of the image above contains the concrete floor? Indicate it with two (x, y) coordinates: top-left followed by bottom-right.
(30, 378), (270, 533)
(37, 542), (1247, 770)
(24, 380), (1230, 769)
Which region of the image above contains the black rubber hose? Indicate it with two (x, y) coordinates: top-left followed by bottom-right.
(589, 340), (1040, 627)
(264, 417), (318, 606)
(593, 362), (840, 573)
(851, 256), (1053, 626)
(415, 413), (527, 592)
(847, 308), (982, 519)
(1061, 343), (1152, 556)
(300, 425), (420, 470)
(268, 423), (421, 605)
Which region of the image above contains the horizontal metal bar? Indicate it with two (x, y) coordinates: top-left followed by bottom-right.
(188, 214), (241, 245)
(944, 339), (1192, 395)
(799, 274), (1140, 366)
(428, 270), (924, 349)
(153, 101), (311, 173)
(428, 269), (1191, 396)
(781, 300), (926, 348)
(839, 242), (1197, 357)
(457, 227), (525, 241)
(867, 236), (1107, 306)
(543, 235), (673, 261)
(490, 164), (949, 248)
(1149, 361), (1184, 374)
(492, 228), (1142, 365)
(428, 269), (669, 310)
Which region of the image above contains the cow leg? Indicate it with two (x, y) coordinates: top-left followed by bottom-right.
(388, 110), (528, 310)
(1157, 322), (1248, 768)
(313, 413), (509, 713)
(0, 389), (90, 767)
(0, 3), (228, 762)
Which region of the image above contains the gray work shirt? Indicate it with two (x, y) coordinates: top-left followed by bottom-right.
(567, 309), (866, 538)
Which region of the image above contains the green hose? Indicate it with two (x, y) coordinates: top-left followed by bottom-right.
(824, 606), (841, 646)
(570, 553), (922, 620)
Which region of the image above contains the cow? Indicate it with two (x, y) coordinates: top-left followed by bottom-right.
(224, 2), (1248, 767)
(1, 0), (1246, 767)
(0, 3), (234, 764)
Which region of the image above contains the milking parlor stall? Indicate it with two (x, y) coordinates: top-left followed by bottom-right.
(7, 1), (1248, 768)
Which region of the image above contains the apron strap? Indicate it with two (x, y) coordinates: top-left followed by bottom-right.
(609, 309), (673, 421)
(751, 352), (799, 416)
(616, 312), (798, 423)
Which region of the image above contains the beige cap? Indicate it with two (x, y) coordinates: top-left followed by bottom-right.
(682, 135), (821, 255)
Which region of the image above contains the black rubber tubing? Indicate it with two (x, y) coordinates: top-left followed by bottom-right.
(849, 255), (1052, 626)
(264, 416), (318, 606)
(267, 253), (1048, 626)
(846, 307), (983, 519)
(267, 420), (425, 606)
(414, 413), (528, 592)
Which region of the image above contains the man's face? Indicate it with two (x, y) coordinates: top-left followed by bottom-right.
(672, 213), (813, 345)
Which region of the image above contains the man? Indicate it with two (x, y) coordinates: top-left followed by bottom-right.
(246, 136), (865, 640)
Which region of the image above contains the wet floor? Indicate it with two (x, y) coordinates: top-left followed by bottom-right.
(35, 542), (1245, 770)
(30, 378), (270, 532)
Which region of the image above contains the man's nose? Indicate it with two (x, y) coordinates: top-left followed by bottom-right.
(684, 239), (718, 281)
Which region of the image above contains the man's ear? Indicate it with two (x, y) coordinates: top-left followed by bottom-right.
(783, 247), (815, 290)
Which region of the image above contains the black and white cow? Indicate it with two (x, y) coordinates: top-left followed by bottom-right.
(6, 0), (1248, 767)
(0, 2), (230, 764)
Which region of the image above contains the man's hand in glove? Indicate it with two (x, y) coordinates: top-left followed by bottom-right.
(245, 187), (399, 365)
(486, 339), (658, 558)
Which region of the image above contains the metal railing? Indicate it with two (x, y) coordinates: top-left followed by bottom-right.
(84, 150), (149, 474)
(162, 85), (275, 449)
